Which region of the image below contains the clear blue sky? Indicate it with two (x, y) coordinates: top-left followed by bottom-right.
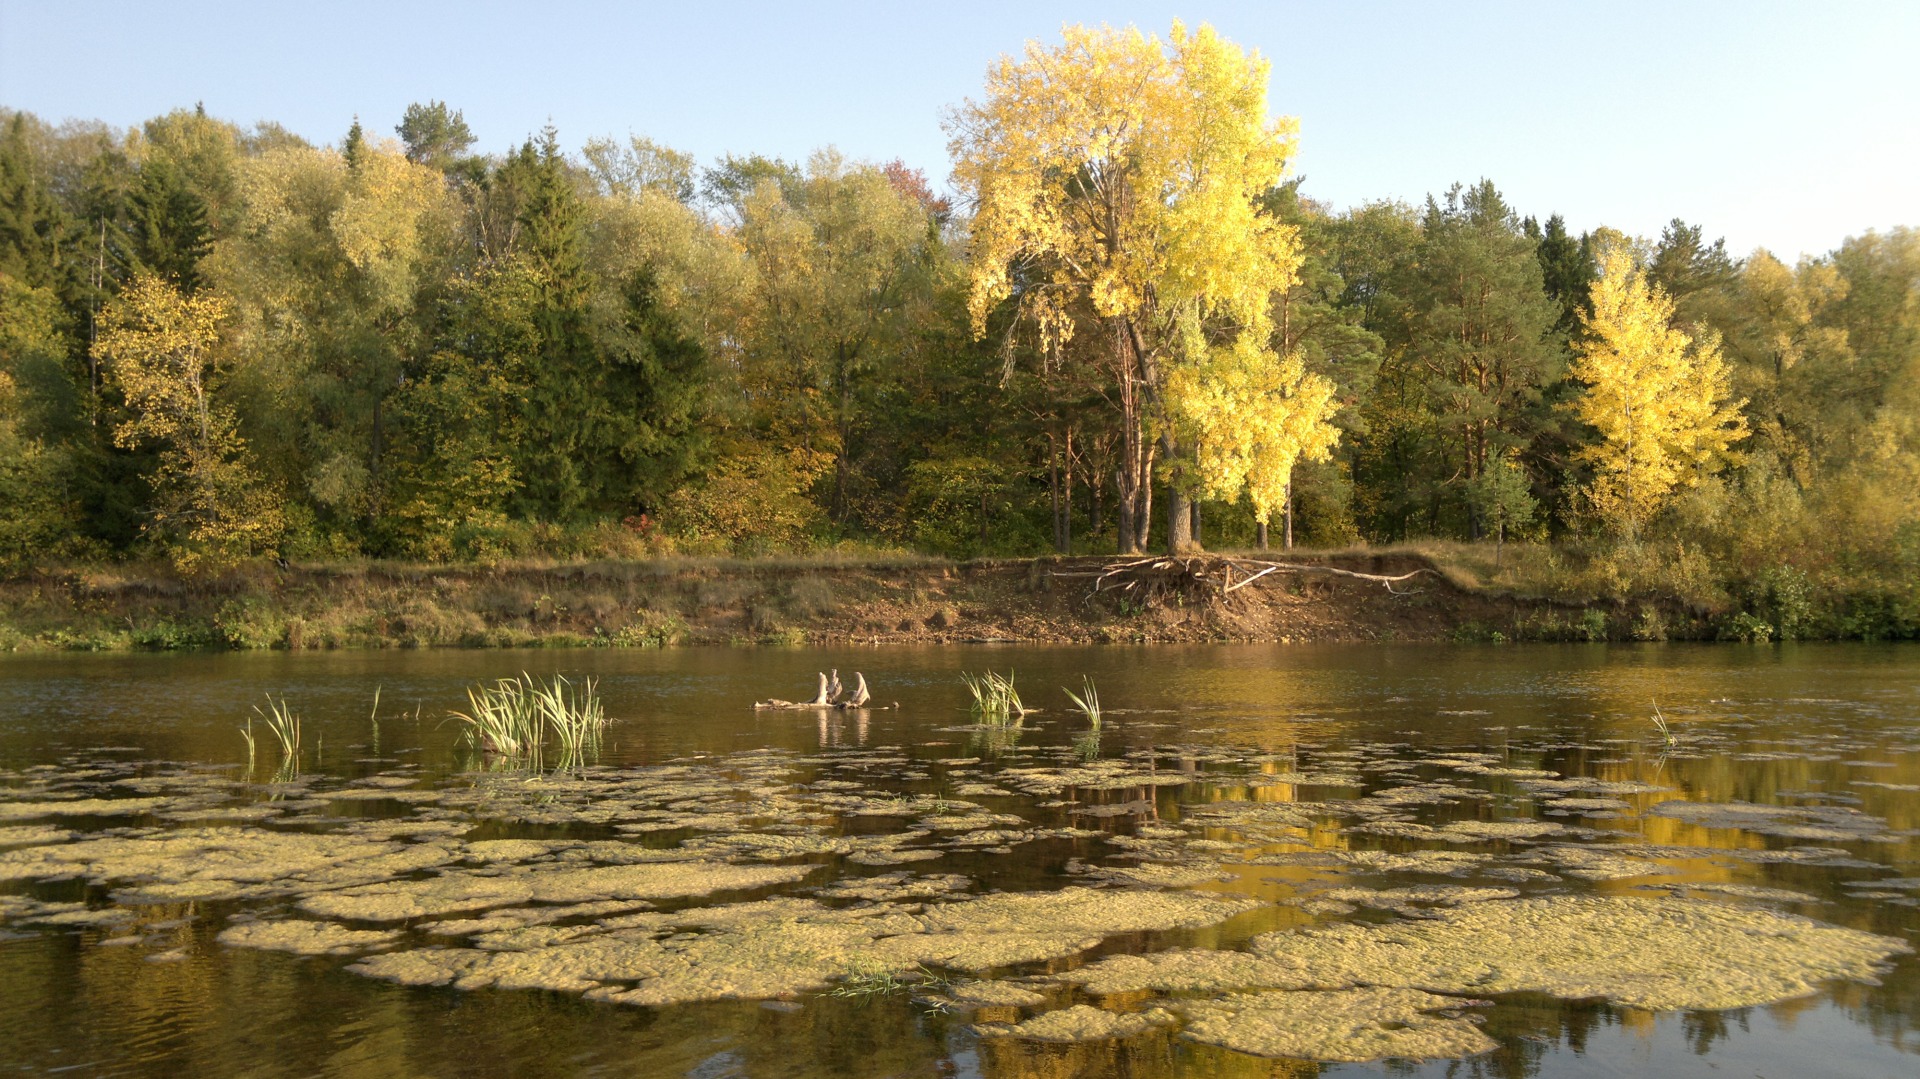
(3, 1), (1914, 259)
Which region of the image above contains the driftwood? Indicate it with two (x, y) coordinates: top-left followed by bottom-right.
(1051, 555), (1429, 598)
(756, 670), (891, 710)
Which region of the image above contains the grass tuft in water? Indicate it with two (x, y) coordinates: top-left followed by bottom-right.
(450, 676), (544, 762)
(539, 674), (606, 771)
(1651, 701), (1677, 747)
(251, 694), (301, 758)
(1062, 676), (1101, 730)
(826, 961), (953, 1003)
(962, 670), (1025, 724)
(449, 673), (606, 770)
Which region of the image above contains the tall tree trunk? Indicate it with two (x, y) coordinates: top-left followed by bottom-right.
(1136, 473), (1154, 553)
(1166, 484), (1193, 554)
(1257, 520), (1269, 550)
(1284, 481), (1295, 550)
(1062, 427), (1073, 554)
(1090, 471), (1103, 540)
(1190, 499), (1201, 548)
(1048, 434), (1066, 553)
(1116, 468), (1140, 554)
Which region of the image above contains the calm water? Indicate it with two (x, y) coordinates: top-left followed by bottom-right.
(1, 643), (1917, 1078)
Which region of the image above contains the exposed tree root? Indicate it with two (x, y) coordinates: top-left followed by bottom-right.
(1050, 556), (1429, 601)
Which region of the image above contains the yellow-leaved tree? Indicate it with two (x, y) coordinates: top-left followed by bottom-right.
(1571, 244), (1748, 538)
(94, 274), (283, 568)
(950, 21), (1327, 552)
(1165, 334), (1339, 526)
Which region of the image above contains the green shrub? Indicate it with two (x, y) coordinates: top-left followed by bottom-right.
(214, 598), (287, 649)
(1720, 611), (1774, 643)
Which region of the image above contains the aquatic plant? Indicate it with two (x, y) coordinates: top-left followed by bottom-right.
(448, 673), (606, 769)
(826, 960), (952, 1002)
(238, 717), (256, 771)
(539, 674), (606, 770)
(251, 694), (302, 758)
(449, 676), (544, 761)
(1062, 676), (1101, 730)
(961, 670), (1024, 723)
(1650, 701), (1677, 746)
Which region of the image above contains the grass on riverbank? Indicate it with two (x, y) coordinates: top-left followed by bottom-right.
(1, 537), (1914, 652)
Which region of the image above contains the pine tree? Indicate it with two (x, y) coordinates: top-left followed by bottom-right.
(126, 155), (211, 288)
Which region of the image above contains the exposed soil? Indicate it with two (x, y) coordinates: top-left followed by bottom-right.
(0, 552), (1604, 651)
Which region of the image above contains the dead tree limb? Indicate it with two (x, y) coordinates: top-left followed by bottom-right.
(1050, 555), (1429, 600)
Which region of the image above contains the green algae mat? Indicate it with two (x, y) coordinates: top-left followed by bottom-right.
(2, 643), (1918, 1076)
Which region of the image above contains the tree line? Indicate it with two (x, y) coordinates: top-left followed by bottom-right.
(1, 25), (1915, 634)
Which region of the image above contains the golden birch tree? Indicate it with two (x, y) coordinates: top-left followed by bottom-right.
(1165, 332), (1339, 525)
(949, 21), (1306, 552)
(1571, 245), (1748, 538)
(94, 274), (282, 568)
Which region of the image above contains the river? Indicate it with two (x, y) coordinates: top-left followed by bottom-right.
(1, 643), (1915, 1077)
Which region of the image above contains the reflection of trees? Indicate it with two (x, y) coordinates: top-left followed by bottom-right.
(1682, 1007), (1746, 1055)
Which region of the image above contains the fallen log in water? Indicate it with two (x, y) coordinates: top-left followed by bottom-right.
(755, 671), (893, 710)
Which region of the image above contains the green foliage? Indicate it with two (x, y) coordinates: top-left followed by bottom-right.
(0, 98), (1910, 641)
(395, 101), (476, 170)
(1720, 611), (1774, 643)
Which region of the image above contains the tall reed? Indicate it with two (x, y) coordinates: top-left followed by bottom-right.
(251, 694), (301, 758)
(449, 672), (606, 770)
(961, 670), (1024, 724)
(1062, 676), (1101, 730)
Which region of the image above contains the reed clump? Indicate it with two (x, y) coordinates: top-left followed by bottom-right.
(961, 670), (1025, 724)
(449, 673), (606, 768)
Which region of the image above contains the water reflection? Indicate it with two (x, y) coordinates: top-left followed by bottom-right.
(0, 643), (1916, 1077)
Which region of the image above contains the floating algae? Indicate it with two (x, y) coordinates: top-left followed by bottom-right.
(1649, 800), (1899, 842)
(1436, 820), (1570, 842)
(0, 827), (462, 901)
(944, 979), (1050, 1007)
(1516, 844), (1675, 881)
(1059, 896), (1909, 1013)
(904, 887), (1263, 971)
(348, 886), (1259, 1007)
(219, 919), (403, 955)
(1078, 862), (1233, 889)
(0, 797), (173, 820)
(0, 825), (72, 848)
(301, 861), (814, 921)
(1181, 988), (1495, 1062)
(812, 872), (973, 902)
(1059, 948), (1320, 996)
(978, 1004), (1175, 1042)
(1246, 896), (1910, 1011)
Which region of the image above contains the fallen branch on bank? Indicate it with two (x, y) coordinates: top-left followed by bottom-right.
(1050, 555), (1430, 599)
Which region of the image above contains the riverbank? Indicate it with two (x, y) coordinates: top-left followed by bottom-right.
(0, 549), (1696, 652)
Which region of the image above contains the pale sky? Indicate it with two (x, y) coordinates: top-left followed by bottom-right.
(3, 0), (1914, 260)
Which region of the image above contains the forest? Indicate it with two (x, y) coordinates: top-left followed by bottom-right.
(1, 24), (1916, 640)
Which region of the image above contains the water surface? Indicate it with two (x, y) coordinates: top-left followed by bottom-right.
(1, 643), (1916, 1077)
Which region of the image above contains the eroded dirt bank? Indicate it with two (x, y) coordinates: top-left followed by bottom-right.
(0, 552), (1624, 651)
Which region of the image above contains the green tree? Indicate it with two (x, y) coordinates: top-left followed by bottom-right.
(1467, 449), (1536, 565)
(731, 150), (941, 525)
(396, 101), (476, 170)
(1401, 180), (1562, 537)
